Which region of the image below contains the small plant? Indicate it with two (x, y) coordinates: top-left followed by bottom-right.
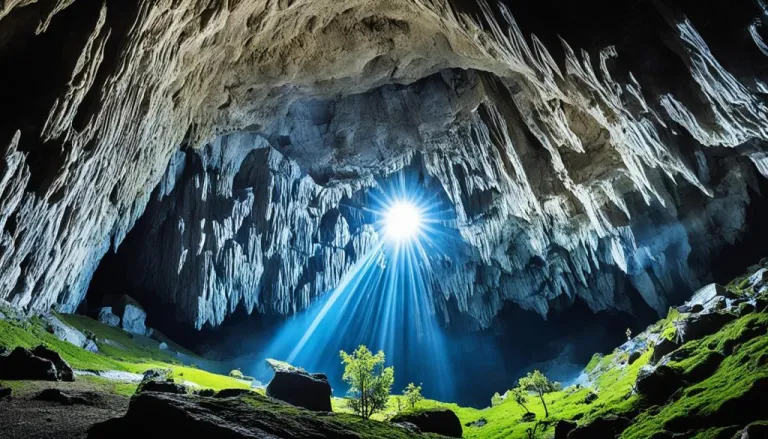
(403, 382), (424, 409)
(519, 370), (560, 418)
(510, 386), (531, 415)
(340, 345), (395, 419)
(626, 327), (632, 341)
(491, 391), (504, 407)
(228, 369), (244, 379)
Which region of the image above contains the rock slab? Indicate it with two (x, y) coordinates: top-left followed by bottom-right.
(266, 369), (332, 412)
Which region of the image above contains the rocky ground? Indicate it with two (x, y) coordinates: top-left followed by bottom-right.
(0, 380), (129, 439)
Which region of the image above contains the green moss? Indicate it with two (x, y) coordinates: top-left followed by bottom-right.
(621, 313), (768, 439)
(585, 353), (602, 373)
(0, 313), (251, 395)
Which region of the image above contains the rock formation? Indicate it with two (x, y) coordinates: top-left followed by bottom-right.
(1, 0), (768, 331)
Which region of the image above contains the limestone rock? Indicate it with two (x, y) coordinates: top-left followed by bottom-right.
(0, 0), (767, 336)
(265, 369), (332, 412)
(88, 391), (418, 438)
(566, 415), (631, 439)
(97, 307), (120, 327)
(652, 338), (680, 364)
(0, 347), (58, 381)
(636, 365), (684, 404)
(390, 409), (463, 438)
(31, 345), (75, 382)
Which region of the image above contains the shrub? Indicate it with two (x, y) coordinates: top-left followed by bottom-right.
(403, 382), (424, 409)
(228, 369), (244, 379)
(340, 345), (395, 419)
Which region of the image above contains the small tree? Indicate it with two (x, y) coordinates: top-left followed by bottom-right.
(403, 382), (424, 409)
(519, 370), (560, 418)
(340, 345), (395, 419)
(510, 386), (531, 414)
(491, 392), (503, 407)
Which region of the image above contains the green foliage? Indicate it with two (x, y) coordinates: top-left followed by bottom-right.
(585, 353), (602, 374)
(229, 369), (245, 379)
(491, 391), (503, 407)
(0, 312), (250, 394)
(509, 386), (531, 414)
(518, 370), (560, 418)
(340, 345), (395, 419)
(403, 382), (423, 409)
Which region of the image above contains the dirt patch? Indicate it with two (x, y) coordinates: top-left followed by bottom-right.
(0, 380), (129, 438)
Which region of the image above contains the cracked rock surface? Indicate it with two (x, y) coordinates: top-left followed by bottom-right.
(1, 0), (768, 330)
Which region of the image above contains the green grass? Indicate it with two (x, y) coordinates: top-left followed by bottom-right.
(0, 312), (250, 393)
(621, 313), (768, 439)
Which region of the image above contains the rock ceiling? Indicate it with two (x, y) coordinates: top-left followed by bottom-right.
(1, 0), (768, 329)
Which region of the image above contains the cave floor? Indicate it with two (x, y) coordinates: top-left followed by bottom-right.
(0, 380), (129, 439)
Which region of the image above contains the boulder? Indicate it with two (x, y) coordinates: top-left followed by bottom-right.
(390, 409), (463, 438)
(215, 388), (253, 398)
(628, 351), (642, 365)
(34, 388), (95, 405)
(465, 418), (487, 427)
(31, 345), (75, 382)
(554, 420), (577, 439)
(137, 380), (187, 395)
(566, 415), (630, 439)
(0, 385), (11, 399)
(193, 388), (216, 397)
(97, 307), (120, 327)
(266, 367), (332, 412)
(584, 391), (598, 404)
(733, 422), (768, 438)
(106, 295), (148, 335)
(635, 365), (684, 404)
(42, 314), (96, 352)
(688, 284), (727, 308)
(652, 338), (679, 364)
(122, 304), (147, 336)
(683, 312), (737, 341)
(685, 351), (724, 383)
(141, 369), (172, 383)
(748, 269), (768, 289)
(0, 347), (58, 381)
(738, 302), (756, 316)
(88, 391), (426, 438)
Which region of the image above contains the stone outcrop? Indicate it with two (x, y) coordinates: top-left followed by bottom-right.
(97, 307), (120, 327)
(88, 391), (425, 438)
(390, 408), (463, 438)
(0, 346), (68, 381)
(266, 368), (332, 412)
(0, 1), (768, 331)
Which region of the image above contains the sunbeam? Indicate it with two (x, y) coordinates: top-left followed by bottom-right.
(257, 172), (459, 401)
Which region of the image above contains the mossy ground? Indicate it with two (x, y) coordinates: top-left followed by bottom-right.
(0, 309), (250, 393)
(3, 281), (767, 438)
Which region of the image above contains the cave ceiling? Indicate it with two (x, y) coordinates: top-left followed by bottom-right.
(1, 0), (768, 330)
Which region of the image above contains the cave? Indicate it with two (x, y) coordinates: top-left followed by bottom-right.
(3, 0), (768, 437)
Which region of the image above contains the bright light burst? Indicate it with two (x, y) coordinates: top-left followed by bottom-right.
(258, 171), (460, 401)
(384, 201), (422, 242)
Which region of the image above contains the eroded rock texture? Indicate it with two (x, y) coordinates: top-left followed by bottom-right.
(2, 0), (768, 330)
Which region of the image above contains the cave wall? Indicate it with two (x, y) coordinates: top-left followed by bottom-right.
(2, 0), (768, 332)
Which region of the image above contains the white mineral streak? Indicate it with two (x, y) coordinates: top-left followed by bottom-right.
(0, 0), (766, 329)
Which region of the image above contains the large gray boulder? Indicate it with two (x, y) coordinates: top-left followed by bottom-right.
(97, 307), (120, 327)
(105, 295), (148, 336)
(42, 314), (98, 353)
